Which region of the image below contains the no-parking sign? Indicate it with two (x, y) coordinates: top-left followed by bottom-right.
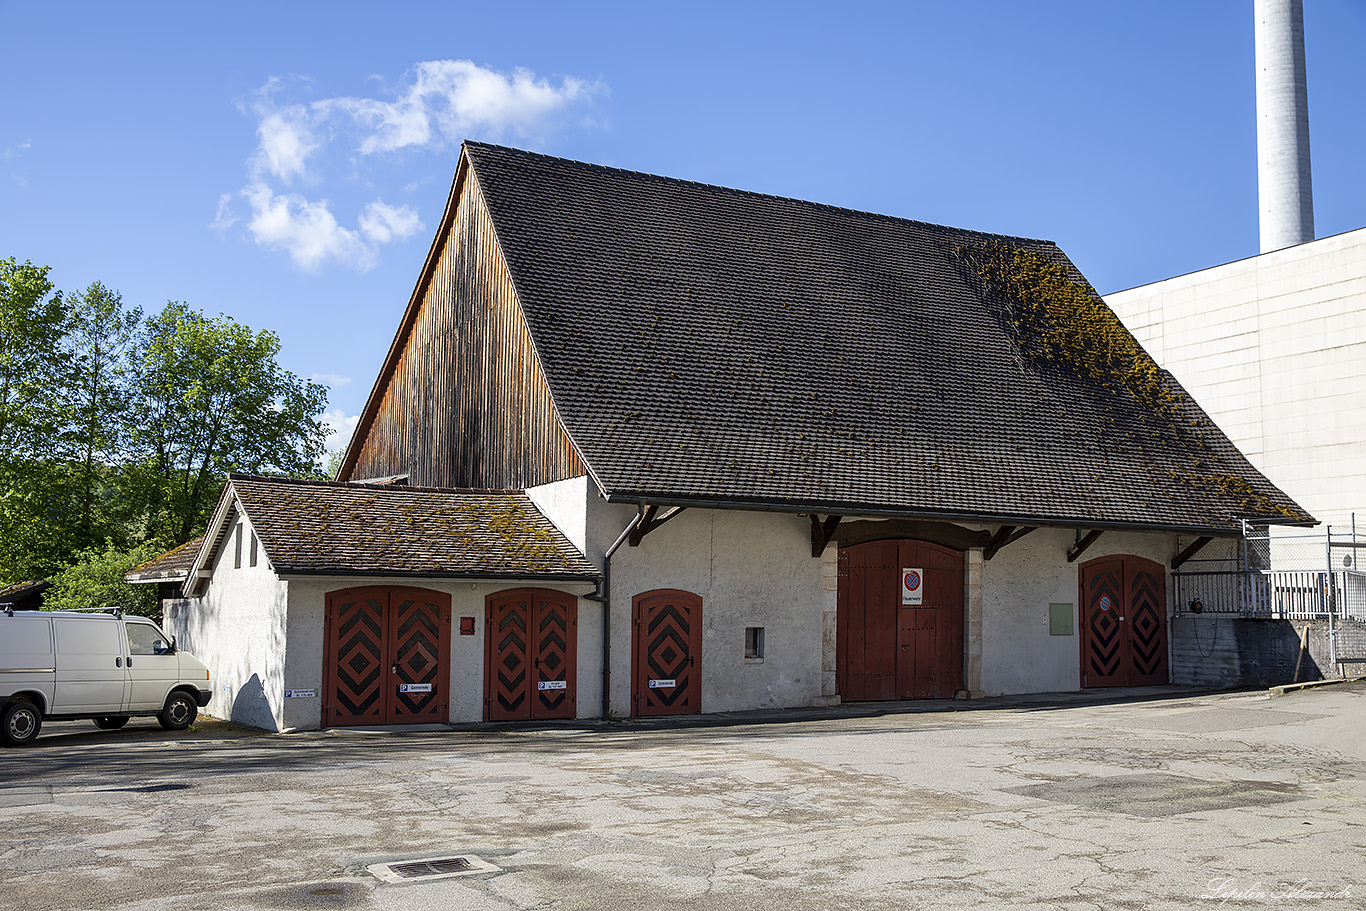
(902, 568), (924, 605)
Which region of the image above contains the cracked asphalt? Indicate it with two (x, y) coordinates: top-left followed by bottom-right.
(2, 683), (1362, 910)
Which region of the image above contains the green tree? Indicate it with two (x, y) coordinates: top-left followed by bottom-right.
(0, 259), (73, 580)
(62, 281), (142, 551)
(0, 258), (69, 456)
(43, 540), (161, 618)
(131, 302), (329, 544)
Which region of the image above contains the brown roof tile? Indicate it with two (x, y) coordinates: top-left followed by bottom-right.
(225, 475), (598, 579)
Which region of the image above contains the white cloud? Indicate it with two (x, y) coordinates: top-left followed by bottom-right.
(3, 139), (31, 162)
(310, 373), (351, 389)
(210, 193), (238, 232)
(223, 60), (605, 272)
(243, 183), (374, 272)
(358, 200), (422, 244)
(253, 104), (319, 184)
(322, 408), (360, 455)
(322, 60), (601, 154)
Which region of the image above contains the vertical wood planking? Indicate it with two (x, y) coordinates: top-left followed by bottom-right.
(351, 171), (585, 488)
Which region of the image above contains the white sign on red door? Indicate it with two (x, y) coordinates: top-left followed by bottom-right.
(902, 568), (924, 605)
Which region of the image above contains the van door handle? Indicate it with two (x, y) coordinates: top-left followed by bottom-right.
(115, 657), (122, 667)
(126, 657), (134, 667)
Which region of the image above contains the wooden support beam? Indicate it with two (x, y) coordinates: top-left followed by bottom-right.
(1067, 530), (1104, 563)
(983, 526), (1015, 561)
(1172, 536), (1214, 569)
(810, 514), (842, 557)
(628, 505), (686, 546)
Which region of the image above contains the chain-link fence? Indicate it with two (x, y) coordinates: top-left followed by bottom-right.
(1172, 519), (1366, 622)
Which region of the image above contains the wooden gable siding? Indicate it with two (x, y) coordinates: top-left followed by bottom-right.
(349, 171), (585, 489)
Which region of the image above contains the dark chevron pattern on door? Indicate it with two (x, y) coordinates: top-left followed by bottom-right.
(1079, 556), (1168, 688)
(646, 606), (692, 707)
(391, 597), (444, 722)
(328, 596), (386, 724)
(484, 589), (578, 721)
(1126, 562), (1168, 684)
(324, 588), (451, 727)
(633, 590), (703, 716)
(488, 595), (530, 720)
(534, 596), (575, 718)
(1083, 564), (1125, 685)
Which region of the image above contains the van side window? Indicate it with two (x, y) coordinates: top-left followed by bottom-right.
(56, 619), (121, 655)
(126, 623), (169, 656)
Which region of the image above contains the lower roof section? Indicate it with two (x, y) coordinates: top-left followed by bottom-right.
(199, 475), (600, 583)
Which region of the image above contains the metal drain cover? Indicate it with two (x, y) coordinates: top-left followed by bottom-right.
(367, 854), (500, 883)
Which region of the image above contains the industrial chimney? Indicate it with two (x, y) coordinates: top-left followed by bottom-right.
(1255, 0), (1314, 252)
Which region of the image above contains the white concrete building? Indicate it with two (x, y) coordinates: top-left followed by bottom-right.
(1107, 226), (1366, 530)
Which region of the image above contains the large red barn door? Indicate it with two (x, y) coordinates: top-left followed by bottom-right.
(632, 589), (703, 716)
(324, 587), (451, 727)
(838, 540), (964, 701)
(484, 588), (578, 721)
(1080, 556), (1168, 687)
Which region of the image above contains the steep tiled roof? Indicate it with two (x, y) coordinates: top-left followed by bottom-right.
(223, 475), (598, 579)
(464, 142), (1312, 532)
(125, 535), (205, 583)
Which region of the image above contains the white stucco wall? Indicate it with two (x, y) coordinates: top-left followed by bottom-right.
(279, 577), (598, 730)
(974, 527), (1182, 696)
(172, 513), (290, 731)
(606, 508), (827, 715)
(1107, 226), (1366, 528)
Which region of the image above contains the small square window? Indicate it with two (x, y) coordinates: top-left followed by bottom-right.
(744, 627), (765, 659)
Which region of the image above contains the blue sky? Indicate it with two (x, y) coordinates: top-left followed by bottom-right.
(3, 1), (1364, 457)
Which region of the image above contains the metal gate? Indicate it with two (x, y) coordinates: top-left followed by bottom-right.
(484, 588), (578, 721)
(836, 539), (964, 701)
(1079, 556), (1168, 688)
(632, 589), (703, 716)
(324, 587), (451, 726)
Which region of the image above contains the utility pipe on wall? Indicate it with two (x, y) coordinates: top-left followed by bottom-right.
(585, 505), (643, 720)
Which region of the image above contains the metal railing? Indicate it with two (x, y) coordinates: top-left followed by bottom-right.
(1172, 518), (1366, 622)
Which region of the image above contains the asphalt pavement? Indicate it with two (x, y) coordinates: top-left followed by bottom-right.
(2, 683), (1362, 910)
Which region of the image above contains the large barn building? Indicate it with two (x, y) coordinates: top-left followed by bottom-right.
(168, 143), (1311, 732)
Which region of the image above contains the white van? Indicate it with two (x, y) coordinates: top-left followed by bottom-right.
(1, 607), (212, 746)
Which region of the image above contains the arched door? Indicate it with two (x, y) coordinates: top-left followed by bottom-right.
(1079, 555), (1168, 687)
(323, 586), (451, 727)
(632, 589), (703, 716)
(837, 539), (964, 700)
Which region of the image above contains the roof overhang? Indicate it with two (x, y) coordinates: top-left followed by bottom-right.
(600, 490), (1315, 537)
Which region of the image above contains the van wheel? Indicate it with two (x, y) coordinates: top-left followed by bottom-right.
(93, 716), (130, 730)
(158, 692), (197, 731)
(3, 699), (42, 746)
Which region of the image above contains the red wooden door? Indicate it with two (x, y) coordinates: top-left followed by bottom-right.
(484, 588), (578, 721)
(838, 540), (964, 701)
(324, 587), (451, 727)
(324, 589), (387, 726)
(1126, 560), (1169, 685)
(532, 592), (577, 719)
(1080, 556), (1168, 687)
(389, 591), (450, 724)
(632, 589), (703, 716)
